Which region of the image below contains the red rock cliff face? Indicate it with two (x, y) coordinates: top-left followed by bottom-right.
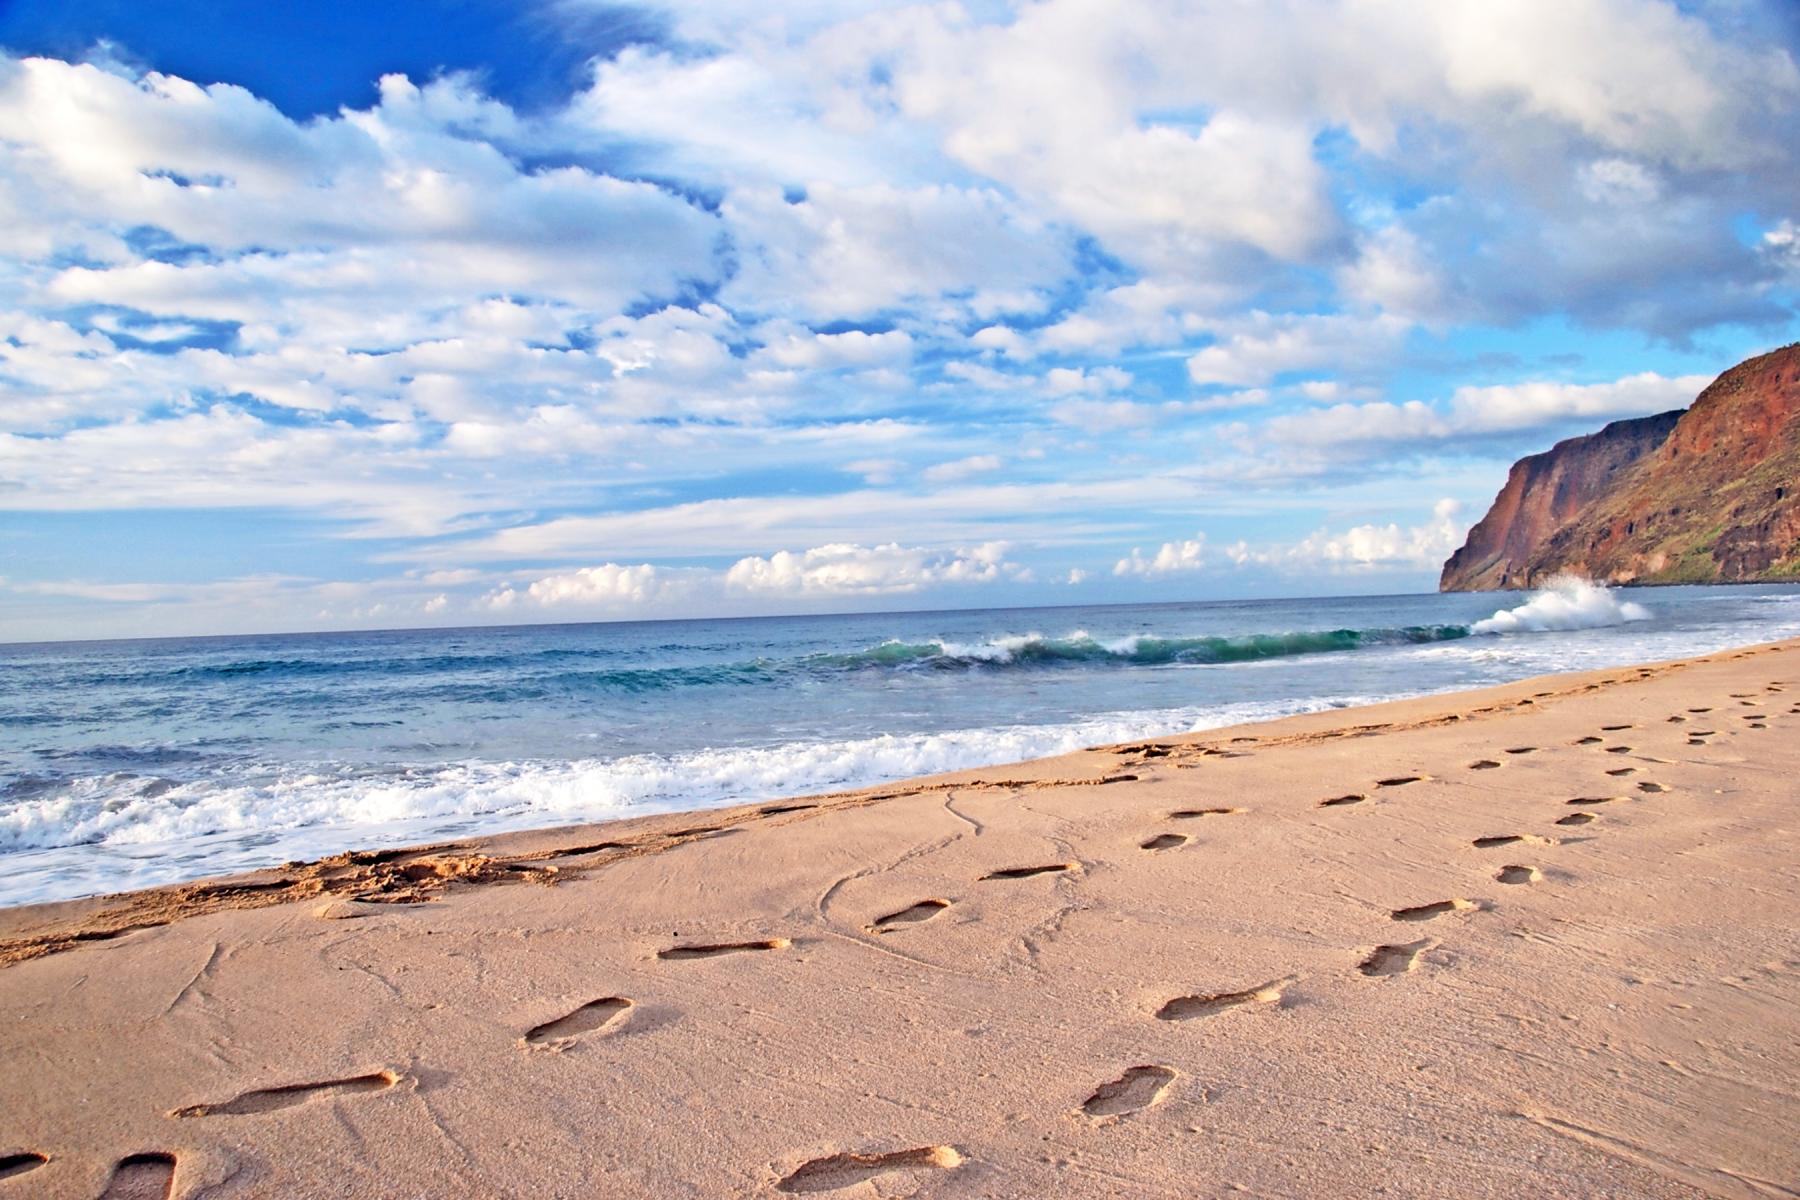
(1441, 343), (1800, 591)
(1439, 412), (1681, 591)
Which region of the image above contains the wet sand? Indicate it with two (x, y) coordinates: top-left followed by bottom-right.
(1, 640), (1797, 1197)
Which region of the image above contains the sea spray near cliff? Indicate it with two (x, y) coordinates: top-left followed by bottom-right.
(5, 584), (1800, 906)
(1470, 577), (1653, 635)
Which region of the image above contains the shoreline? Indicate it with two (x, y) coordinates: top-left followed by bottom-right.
(2, 638), (1797, 1196)
(0, 637), (1758, 957)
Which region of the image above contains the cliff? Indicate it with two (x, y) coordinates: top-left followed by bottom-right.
(1441, 343), (1800, 591)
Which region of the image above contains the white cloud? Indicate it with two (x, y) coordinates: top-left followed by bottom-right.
(719, 182), (1073, 320)
(1187, 313), (1412, 387)
(519, 563), (672, 607)
(725, 540), (1017, 595)
(1114, 535), (1207, 578)
(1261, 371), (1710, 450)
(921, 454), (1002, 483)
(1228, 499), (1467, 572)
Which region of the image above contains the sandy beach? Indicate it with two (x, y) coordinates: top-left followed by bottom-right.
(2, 639), (1797, 1198)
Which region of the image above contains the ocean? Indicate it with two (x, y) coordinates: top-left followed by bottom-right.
(4, 578), (1799, 908)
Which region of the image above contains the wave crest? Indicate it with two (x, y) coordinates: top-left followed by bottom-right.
(1470, 576), (1652, 636)
(824, 625), (1471, 671)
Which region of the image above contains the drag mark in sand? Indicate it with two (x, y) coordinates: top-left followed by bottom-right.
(1391, 899), (1476, 922)
(868, 899), (950, 933)
(1140, 833), (1189, 851)
(524, 997), (632, 1046)
(1359, 939), (1431, 977)
(99, 1153), (176, 1200)
(659, 939), (791, 960)
(173, 1071), (402, 1117)
(1497, 865), (1542, 885)
(776, 1146), (962, 1194)
(1156, 976), (1293, 1021)
(1521, 1110), (1800, 1200)
(1083, 1065), (1177, 1117)
(981, 863), (1076, 880)
(0, 1154), (47, 1182)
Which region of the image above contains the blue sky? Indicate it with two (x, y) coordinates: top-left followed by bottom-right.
(1, 0), (1798, 641)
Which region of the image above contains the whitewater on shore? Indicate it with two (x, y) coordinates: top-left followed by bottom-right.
(3, 578), (1799, 906)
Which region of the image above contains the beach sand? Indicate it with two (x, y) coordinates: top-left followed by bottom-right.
(2, 640), (1797, 1198)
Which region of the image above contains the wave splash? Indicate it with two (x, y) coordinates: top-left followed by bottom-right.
(1470, 576), (1653, 636)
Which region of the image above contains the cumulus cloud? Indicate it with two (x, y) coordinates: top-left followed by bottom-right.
(1263, 371), (1711, 450)
(1187, 313), (1412, 387)
(1227, 500), (1467, 572)
(519, 563), (670, 606)
(1114, 535), (1207, 578)
(725, 541), (1018, 595)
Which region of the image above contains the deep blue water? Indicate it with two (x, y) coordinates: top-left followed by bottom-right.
(4, 580), (1799, 906)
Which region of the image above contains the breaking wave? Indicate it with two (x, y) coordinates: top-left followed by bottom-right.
(1470, 576), (1653, 636)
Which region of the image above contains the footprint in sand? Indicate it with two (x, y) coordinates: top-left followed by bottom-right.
(1140, 833), (1189, 851)
(1604, 746), (1633, 755)
(1574, 736), (1603, 746)
(981, 863), (1076, 880)
(1473, 834), (1554, 848)
(525, 997), (633, 1046)
(99, 1153), (176, 1200)
(1319, 793), (1365, 808)
(0, 1154), (47, 1183)
(1668, 715), (1687, 723)
(1497, 865), (1541, 885)
(1688, 707), (1712, 714)
(659, 939), (791, 960)
(1565, 796), (1620, 807)
(1359, 939), (1431, 977)
(1469, 759), (1501, 770)
(1082, 1065), (1177, 1117)
(1606, 767), (1637, 777)
(1638, 782), (1667, 794)
(868, 899), (950, 934)
(174, 1071), (402, 1118)
(1556, 812), (1597, 826)
(1505, 747), (1538, 755)
(1156, 976), (1292, 1021)
(776, 1147), (962, 1194)
(1170, 807), (1245, 818)
(1376, 775), (1427, 788)
(1601, 724), (1634, 731)
(1390, 899), (1476, 922)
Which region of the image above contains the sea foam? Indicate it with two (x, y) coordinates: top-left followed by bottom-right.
(0, 694), (1378, 906)
(1470, 576), (1652, 636)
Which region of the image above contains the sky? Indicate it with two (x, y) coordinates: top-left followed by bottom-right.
(1, 0), (1798, 642)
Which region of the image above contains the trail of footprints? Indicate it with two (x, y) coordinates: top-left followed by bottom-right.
(29, 684), (1759, 1196)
